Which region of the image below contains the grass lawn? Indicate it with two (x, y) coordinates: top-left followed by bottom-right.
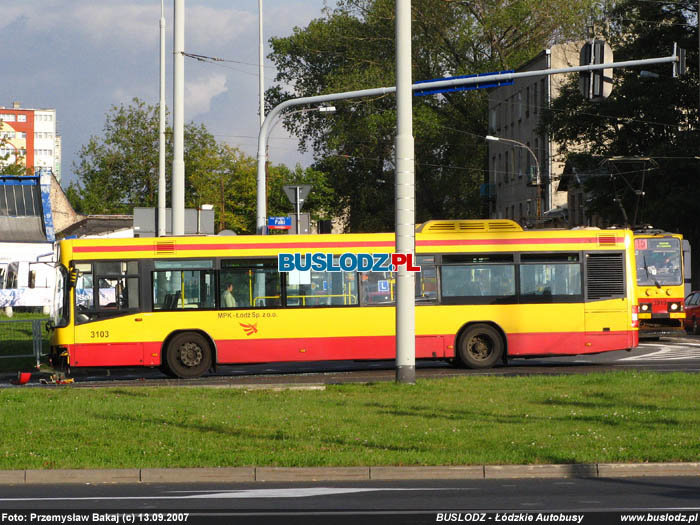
(1, 371), (699, 470)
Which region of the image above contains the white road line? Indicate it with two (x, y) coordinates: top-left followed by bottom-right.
(621, 346), (700, 361)
(0, 488), (442, 502)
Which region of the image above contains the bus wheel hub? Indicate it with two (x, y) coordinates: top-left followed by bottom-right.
(179, 343), (202, 367)
(469, 338), (490, 359)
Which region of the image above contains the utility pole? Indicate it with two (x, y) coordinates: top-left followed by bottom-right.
(158, 0), (166, 237)
(394, 0), (416, 385)
(259, 0), (265, 128)
(172, 0), (185, 236)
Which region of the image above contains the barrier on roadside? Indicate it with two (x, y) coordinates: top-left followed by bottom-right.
(0, 318), (49, 368)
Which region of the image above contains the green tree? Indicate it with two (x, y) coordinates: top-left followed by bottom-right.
(540, 0), (699, 283)
(268, 0), (598, 231)
(69, 98), (335, 234)
(69, 98), (164, 214)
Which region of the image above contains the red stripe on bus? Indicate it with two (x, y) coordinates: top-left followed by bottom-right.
(72, 240), (396, 253)
(67, 329), (637, 368)
(71, 236), (624, 254)
(418, 237), (624, 247)
(507, 330), (638, 356)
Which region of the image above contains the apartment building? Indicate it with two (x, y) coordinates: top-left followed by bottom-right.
(0, 102), (62, 182)
(485, 42), (581, 227)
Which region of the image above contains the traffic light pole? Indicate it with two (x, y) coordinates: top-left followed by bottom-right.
(255, 44), (683, 383)
(257, 46), (683, 233)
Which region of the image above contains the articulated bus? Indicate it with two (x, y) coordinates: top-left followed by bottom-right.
(48, 220), (639, 378)
(633, 229), (687, 338)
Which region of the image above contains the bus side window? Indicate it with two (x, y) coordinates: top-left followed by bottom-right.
(221, 259), (281, 308)
(360, 272), (395, 305)
(415, 256), (437, 303)
(283, 257), (358, 307)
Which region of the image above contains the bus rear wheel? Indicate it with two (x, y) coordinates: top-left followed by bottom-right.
(457, 324), (504, 369)
(165, 332), (212, 379)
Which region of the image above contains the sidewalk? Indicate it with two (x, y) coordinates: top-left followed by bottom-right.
(1, 463), (699, 484)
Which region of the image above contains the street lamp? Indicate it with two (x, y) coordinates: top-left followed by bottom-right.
(266, 106), (336, 146)
(485, 135), (542, 218)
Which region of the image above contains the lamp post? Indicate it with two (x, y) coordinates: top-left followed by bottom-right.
(266, 106), (336, 147)
(486, 135), (542, 218)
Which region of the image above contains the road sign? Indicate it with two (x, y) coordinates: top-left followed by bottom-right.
(414, 70), (514, 97)
(268, 216), (292, 230)
(283, 185), (312, 209)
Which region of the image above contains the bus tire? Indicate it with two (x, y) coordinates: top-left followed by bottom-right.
(457, 324), (504, 369)
(165, 332), (212, 379)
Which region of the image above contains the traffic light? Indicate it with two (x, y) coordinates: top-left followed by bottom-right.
(580, 39), (613, 101)
(673, 43), (686, 77)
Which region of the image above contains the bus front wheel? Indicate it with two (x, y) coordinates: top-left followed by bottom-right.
(457, 324), (504, 369)
(165, 332), (212, 379)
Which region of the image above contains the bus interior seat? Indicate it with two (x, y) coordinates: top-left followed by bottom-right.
(164, 292), (181, 309)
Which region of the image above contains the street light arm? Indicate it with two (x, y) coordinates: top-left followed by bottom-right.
(486, 135), (540, 179)
(266, 106), (336, 143)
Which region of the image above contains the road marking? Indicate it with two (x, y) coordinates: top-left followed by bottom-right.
(0, 488), (442, 502)
(621, 344), (700, 361)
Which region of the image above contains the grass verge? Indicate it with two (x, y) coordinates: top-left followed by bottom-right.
(1, 371), (699, 470)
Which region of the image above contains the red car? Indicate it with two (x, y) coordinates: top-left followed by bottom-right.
(684, 291), (700, 334)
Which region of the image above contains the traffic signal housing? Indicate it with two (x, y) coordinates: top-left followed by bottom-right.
(580, 39), (613, 101)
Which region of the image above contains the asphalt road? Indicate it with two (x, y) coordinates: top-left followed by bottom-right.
(3, 334), (700, 389)
(1, 477), (699, 524)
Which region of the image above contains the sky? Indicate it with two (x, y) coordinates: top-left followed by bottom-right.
(0, 0), (335, 186)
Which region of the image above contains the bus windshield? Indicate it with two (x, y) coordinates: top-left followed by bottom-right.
(635, 237), (682, 286)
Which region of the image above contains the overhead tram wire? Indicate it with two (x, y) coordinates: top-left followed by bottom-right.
(182, 51), (276, 78)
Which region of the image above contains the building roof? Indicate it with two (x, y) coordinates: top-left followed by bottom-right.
(57, 215), (133, 239)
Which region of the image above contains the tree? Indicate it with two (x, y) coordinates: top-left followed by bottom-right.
(69, 98), (164, 214)
(540, 0), (699, 284)
(268, 0), (598, 231)
(69, 98), (335, 234)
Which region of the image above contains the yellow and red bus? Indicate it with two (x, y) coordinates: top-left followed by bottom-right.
(49, 220), (639, 378)
(633, 229), (686, 338)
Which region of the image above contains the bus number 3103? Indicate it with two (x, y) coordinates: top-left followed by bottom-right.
(90, 330), (110, 339)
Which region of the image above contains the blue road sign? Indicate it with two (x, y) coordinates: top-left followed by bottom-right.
(268, 216), (292, 230)
(414, 70), (514, 97)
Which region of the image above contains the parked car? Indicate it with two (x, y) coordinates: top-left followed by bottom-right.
(684, 291), (700, 334)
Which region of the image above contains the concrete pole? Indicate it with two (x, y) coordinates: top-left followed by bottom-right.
(259, 0), (265, 128)
(172, 0), (185, 236)
(158, 0), (167, 237)
(394, 0), (416, 384)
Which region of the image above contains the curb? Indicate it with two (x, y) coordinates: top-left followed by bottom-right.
(1, 463), (698, 484)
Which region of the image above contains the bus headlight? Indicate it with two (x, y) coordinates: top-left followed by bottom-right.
(640, 303), (651, 312)
(668, 302), (681, 312)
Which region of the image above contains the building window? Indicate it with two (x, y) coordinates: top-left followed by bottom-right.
(540, 79), (546, 108)
(517, 92), (523, 120)
(533, 82), (539, 114)
(489, 108), (497, 133)
(0, 114), (16, 122)
(17, 115), (26, 122)
(525, 86), (530, 118)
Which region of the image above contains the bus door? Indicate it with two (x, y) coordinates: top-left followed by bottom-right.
(72, 262), (145, 367)
(583, 252), (631, 351)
